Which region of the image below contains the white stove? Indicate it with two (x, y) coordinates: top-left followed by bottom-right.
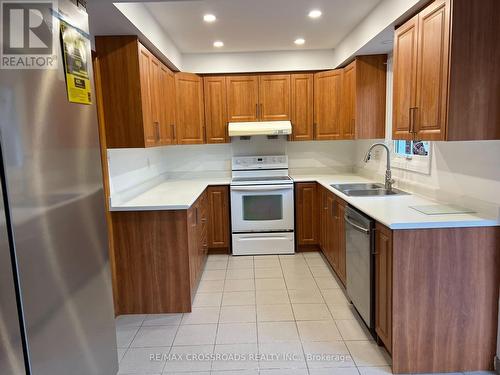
(230, 156), (295, 256)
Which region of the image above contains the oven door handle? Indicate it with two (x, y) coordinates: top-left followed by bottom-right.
(231, 185), (293, 192)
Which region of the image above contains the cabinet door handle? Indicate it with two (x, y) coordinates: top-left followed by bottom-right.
(256, 103), (259, 118)
(408, 108), (413, 134)
(411, 107), (418, 135)
(313, 123), (317, 138)
(409, 107), (418, 135)
(154, 122), (160, 141)
(171, 124), (176, 140)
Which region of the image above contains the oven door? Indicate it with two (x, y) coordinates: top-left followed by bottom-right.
(230, 184), (294, 233)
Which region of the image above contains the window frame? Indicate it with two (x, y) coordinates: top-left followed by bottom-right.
(392, 140), (432, 174)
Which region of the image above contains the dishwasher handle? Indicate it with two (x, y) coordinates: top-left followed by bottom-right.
(344, 214), (370, 234)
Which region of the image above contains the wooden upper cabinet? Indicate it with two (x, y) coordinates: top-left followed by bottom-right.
(95, 36), (176, 148)
(393, 15), (419, 140)
(160, 64), (176, 145)
(226, 75), (259, 122)
(393, 0), (500, 141)
(347, 55), (387, 139)
(148, 56), (162, 146)
(290, 74), (314, 141)
(258, 74), (290, 121)
(414, 0), (449, 141)
(341, 62), (356, 140)
(295, 182), (319, 247)
(137, 44), (156, 146)
(314, 70), (343, 140)
(375, 223), (392, 354)
(203, 76), (229, 143)
(207, 186), (230, 250)
(175, 72), (205, 144)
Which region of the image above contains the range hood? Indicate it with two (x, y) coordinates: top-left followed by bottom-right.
(228, 121), (292, 136)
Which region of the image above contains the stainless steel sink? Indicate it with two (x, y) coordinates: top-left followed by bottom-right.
(331, 183), (408, 197)
(331, 183), (384, 191)
(345, 188), (407, 196)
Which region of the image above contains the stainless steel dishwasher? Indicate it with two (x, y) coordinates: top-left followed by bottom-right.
(344, 205), (375, 335)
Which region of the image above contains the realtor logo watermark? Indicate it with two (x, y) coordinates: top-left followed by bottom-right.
(1, 0), (57, 69)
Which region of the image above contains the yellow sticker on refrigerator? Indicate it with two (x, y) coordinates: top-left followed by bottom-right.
(60, 20), (92, 105)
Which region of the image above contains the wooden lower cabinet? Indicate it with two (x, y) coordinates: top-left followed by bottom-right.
(295, 182), (319, 249)
(375, 225), (500, 374)
(316, 184), (346, 285)
(188, 191), (208, 296)
(110, 186), (232, 314)
(374, 223), (392, 354)
(207, 186), (230, 252)
(110, 209), (193, 314)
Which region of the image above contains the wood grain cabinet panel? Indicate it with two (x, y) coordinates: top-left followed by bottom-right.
(226, 75), (259, 122)
(414, 0), (449, 141)
(341, 62), (356, 140)
(324, 192), (336, 266)
(95, 36), (177, 148)
(393, 0), (500, 141)
(137, 46), (157, 146)
(295, 183), (319, 248)
(203, 77), (229, 143)
(175, 72), (205, 144)
(391, 226), (500, 373)
(374, 223), (393, 354)
(316, 187), (346, 285)
(318, 185), (328, 253)
(160, 64), (177, 145)
(111, 210), (192, 314)
(345, 55), (387, 139)
(290, 74), (314, 141)
(392, 16), (419, 140)
(335, 197), (346, 285)
(258, 74), (290, 121)
(207, 186), (230, 251)
(314, 70), (343, 140)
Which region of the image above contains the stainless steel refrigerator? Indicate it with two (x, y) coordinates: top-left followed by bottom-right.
(0, 0), (118, 374)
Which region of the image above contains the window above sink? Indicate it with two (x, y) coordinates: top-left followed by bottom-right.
(392, 140), (432, 175)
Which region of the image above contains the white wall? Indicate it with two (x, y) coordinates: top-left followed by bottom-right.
(107, 138), (356, 196)
(331, 0), (427, 67)
(182, 50), (336, 74)
(113, 3), (183, 70)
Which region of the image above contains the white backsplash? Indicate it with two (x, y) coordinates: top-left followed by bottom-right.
(107, 137), (356, 195)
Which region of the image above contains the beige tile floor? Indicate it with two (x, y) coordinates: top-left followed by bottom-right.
(115, 252), (492, 375)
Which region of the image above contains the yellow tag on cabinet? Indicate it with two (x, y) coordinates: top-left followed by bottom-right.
(60, 20), (92, 105)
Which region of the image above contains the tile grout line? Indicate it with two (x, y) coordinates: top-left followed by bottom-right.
(279, 253), (311, 374)
(303, 252), (363, 373)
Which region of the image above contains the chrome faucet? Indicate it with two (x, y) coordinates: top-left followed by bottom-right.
(363, 143), (395, 191)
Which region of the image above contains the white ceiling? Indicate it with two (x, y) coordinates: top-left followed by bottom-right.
(144, 0), (383, 53)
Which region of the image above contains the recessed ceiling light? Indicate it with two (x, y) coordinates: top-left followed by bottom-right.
(308, 9), (322, 18)
(203, 14), (216, 23)
(294, 38), (305, 45)
(213, 40), (224, 48)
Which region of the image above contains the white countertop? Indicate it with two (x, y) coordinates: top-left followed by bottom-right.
(291, 173), (500, 230)
(110, 177), (231, 211)
(110, 173), (499, 230)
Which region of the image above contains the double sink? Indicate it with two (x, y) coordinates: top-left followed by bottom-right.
(331, 183), (408, 197)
